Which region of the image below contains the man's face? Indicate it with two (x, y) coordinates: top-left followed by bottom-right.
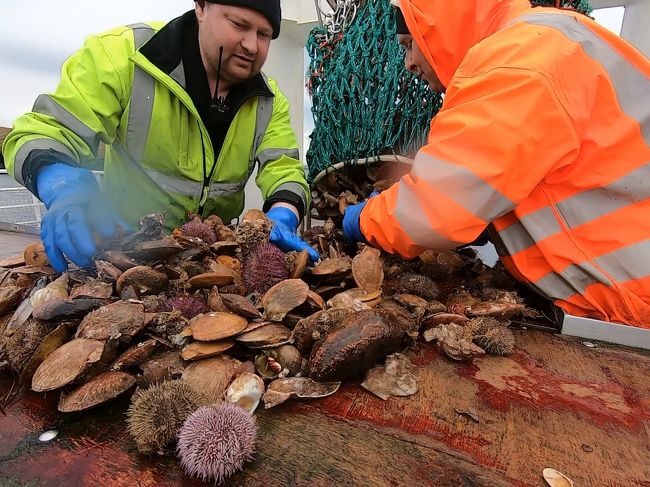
(196, 3), (273, 84)
(397, 34), (445, 92)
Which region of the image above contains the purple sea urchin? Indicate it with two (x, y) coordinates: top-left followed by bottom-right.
(180, 217), (218, 245)
(242, 244), (289, 294)
(126, 380), (205, 455)
(177, 403), (257, 484)
(158, 295), (209, 319)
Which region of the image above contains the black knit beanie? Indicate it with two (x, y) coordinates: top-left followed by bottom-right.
(198, 0), (281, 39)
(394, 7), (409, 35)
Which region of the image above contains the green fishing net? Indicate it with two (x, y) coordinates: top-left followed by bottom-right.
(305, 0), (591, 182)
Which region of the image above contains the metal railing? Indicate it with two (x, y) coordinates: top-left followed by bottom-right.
(0, 169), (45, 232)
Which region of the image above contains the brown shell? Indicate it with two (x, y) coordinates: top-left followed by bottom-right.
(235, 323), (292, 348)
(326, 292), (370, 311)
(423, 323), (485, 361)
(289, 250), (310, 279)
(311, 257), (352, 276)
(422, 312), (471, 329)
(32, 338), (106, 392)
(290, 308), (352, 354)
(188, 270), (235, 288)
(308, 309), (406, 381)
(58, 371), (136, 412)
(32, 297), (108, 321)
(69, 279), (114, 299)
(180, 339), (234, 360)
(19, 323), (72, 386)
(207, 286), (229, 312)
(126, 237), (183, 261)
(262, 377), (341, 409)
(215, 255), (241, 274)
(262, 279), (310, 321)
(468, 301), (537, 319)
(305, 291), (326, 311)
(95, 260), (123, 283)
(352, 246), (384, 292)
(110, 339), (159, 370)
(98, 250), (138, 271)
(137, 350), (186, 388)
(255, 344), (306, 379)
(24, 242), (49, 267)
(189, 312), (248, 341)
(0, 254), (25, 268)
(241, 208), (267, 221)
(221, 293), (261, 319)
(0, 285), (23, 315)
(181, 354), (241, 403)
(116, 266), (168, 295)
(209, 241), (240, 255)
(238, 320), (274, 334)
(76, 301), (146, 342)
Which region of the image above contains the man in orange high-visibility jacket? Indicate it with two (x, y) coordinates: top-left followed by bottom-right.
(343, 0), (650, 328)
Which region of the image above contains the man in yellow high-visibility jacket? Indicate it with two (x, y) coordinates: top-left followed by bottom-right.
(2, 0), (318, 272)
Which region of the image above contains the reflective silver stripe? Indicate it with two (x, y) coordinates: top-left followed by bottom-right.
(257, 148), (300, 169)
(557, 164), (650, 228)
(142, 167), (245, 198)
(497, 207), (561, 255)
(271, 181), (307, 210)
(129, 23), (155, 49)
(126, 24), (157, 163)
(127, 67), (155, 164)
(595, 238), (650, 282)
(169, 61), (186, 89)
(13, 138), (76, 186)
(33, 95), (100, 156)
(516, 13), (650, 147)
(209, 179), (247, 198)
(252, 96), (274, 169)
(411, 151), (515, 223)
(534, 261), (612, 301)
(394, 179), (462, 250)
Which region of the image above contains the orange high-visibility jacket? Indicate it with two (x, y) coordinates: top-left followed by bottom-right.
(360, 0), (650, 328)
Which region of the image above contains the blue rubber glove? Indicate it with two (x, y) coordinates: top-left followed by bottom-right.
(343, 192), (378, 243)
(266, 206), (320, 262)
(37, 163), (130, 272)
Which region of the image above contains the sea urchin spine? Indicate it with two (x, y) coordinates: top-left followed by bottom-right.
(177, 403), (257, 483)
(242, 243), (289, 294)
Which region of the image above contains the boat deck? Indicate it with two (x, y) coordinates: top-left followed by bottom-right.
(1, 329), (648, 486)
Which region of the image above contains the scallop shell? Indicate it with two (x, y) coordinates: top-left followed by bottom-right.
(58, 371), (136, 412)
(262, 377), (341, 409)
(189, 312), (248, 341)
(181, 339), (235, 361)
(224, 372), (265, 413)
(262, 279), (310, 321)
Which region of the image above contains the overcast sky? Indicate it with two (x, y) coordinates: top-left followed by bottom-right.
(0, 1), (626, 136)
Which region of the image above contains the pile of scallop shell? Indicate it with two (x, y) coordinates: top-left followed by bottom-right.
(0, 164), (540, 460)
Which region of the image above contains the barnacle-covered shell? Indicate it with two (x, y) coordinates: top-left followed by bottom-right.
(58, 371), (136, 412)
(189, 312), (248, 341)
(138, 350), (186, 388)
(69, 278), (113, 300)
(3, 317), (51, 372)
(0, 285), (24, 315)
(235, 216), (272, 259)
(224, 372), (265, 413)
(468, 301), (538, 319)
(352, 246), (384, 291)
(423, 323), (485, 361)
(116, 266), (168, 295)
(262, 377), (341, 409)
(291, 308), (352, 355)
(76, 301), (146, 342)
(19, 323), (71, 386)
(308, 309), (406, 381)
(95, 260), (123, 283)
(32, 338), (107, 391)
(262, 279), (310, 321)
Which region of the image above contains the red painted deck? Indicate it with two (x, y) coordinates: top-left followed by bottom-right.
(1, 330), (649, 486)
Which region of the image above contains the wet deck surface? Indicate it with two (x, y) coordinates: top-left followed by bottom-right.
(1, 329), (648, 486)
